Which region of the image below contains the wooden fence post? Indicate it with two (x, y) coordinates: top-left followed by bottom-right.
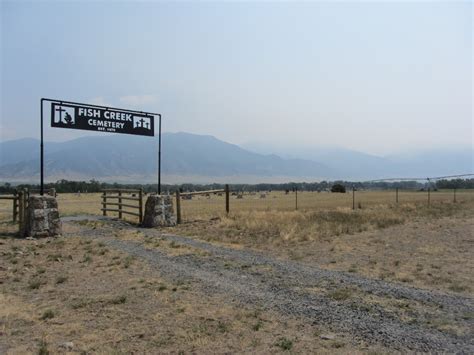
(102, 192), (107, 216)
(295, 187), (298, 210)
(352, 186), (355, 210)
(225, 184), (230, 214)
(18, 189), (27, 234)
(13, 190), (18, 222)
(18, 190), (23, 230)
(428, 188), (431, 207)
(176, 190), (181, 224)
(118, 191), (122, 219)
(453, 188), (456, 203)
(139, 188), (143, 223)
(396, 187), (399, 204)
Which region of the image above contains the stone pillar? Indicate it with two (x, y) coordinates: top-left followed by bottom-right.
(141, 194), (176, 228)
(23, 195), (62, 238)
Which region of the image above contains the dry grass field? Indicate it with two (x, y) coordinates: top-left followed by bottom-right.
(1, 189), (468, 222)
(173, 202), (474, 294)
(1, 189), (473, 353)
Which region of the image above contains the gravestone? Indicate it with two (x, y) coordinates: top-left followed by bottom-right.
(141, 194), (176, 228)
(23, 195), (62, 238)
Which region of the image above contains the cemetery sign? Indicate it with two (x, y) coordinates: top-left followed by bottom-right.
(51, 102), (154, 136)
(40, 98), (162, 195)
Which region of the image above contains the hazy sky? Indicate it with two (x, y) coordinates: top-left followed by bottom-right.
(1, 0), (472, 156)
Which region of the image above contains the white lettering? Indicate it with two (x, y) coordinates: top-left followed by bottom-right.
(88, 119), (125, 130)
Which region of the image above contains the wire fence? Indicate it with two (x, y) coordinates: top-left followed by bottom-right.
(174, 188), (474, 223)
(1, 175), (472, 224)
(176, 173), (474, 223)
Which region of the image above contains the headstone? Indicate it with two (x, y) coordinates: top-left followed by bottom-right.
(141, 194), (176, 228)
(24, 195), (62, 238)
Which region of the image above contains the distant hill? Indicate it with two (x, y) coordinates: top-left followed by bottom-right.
(0, 133), (472, 183)
(0, 133), (334, 183)
(243, 143), (474, 180)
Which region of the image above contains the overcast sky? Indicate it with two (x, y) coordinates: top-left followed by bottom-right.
(1, 0), (472, 156)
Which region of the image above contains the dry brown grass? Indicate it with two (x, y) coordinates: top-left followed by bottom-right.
(179, 189), (473, 221)
(170, 199), (474, 295)
(171, 199), (470, 244)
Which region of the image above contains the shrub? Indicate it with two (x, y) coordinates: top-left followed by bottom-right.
(275, 337), (293, 350)
(331, 184), (346, 193)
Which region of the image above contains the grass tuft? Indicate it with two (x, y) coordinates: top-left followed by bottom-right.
(275, 337), (293, 351)
(40, 309), (55, 320)
(327, 288), (353, 301)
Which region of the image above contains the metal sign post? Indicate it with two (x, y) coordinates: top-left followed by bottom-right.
(158, 115), (161, 195)
(40, 98), (162, 195)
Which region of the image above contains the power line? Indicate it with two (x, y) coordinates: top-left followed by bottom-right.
(366, 173), (474, 183)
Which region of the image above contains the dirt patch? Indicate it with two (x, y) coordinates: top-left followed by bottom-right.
(0, 232), (376, 354)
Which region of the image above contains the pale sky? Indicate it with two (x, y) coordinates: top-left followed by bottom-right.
(1, 0), (472, 155)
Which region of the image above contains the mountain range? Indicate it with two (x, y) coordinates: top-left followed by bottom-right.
(0, 132), (472, 183)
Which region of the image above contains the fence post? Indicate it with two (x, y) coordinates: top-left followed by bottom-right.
(18, 190), (23, 231)
(352, 186), (355, 210)
(176, 190), (181, 224)
(428, 188), (431, 207)
(139, 188), (143, 223)
(396, 187), (399, 204)
(295, 187), (298, 210)
(225, 184), (230, 214)
(453, 188), (456, 203)
(13, 190), (18, 223)
(18, 189), (27, 235)
(102, 191), (107, 216)
(118, 191), (122, 219)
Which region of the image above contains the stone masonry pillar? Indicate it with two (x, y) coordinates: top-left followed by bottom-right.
(23, 195), (62, 238)
(141, 194), (177, 228)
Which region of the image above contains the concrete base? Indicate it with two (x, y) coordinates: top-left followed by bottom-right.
(24, 195), (62, 238)
(141, 194), (177, 228)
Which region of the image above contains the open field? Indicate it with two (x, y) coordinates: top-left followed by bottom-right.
(1, 222), (389, 354)
(1, 190), (473, 353)
(171, 202), (474, 295)
(179, 189), (469, 221)
(0, 189), (471, 223)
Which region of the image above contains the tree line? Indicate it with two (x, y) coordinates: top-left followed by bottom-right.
(1, 178), (472, 195)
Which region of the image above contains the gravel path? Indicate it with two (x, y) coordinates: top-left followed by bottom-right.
(63, 216), (474, 353)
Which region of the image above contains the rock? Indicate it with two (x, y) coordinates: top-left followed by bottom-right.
(58, 341), (74, 350)
(141, 194), (176, 228)
(23, 196), (62, 238)
(320, 333), (336, 340)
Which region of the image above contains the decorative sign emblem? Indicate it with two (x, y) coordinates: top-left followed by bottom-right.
(51, 103), (154, 136)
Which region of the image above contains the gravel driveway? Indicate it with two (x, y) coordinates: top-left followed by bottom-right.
(64, 216), (474, 353)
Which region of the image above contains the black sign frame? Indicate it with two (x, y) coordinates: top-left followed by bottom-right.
(40, 98), (162, 195)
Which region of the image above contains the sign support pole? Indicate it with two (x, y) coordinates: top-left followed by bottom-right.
(40, 99), (44, 196)
(158, 114), (162, 195)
